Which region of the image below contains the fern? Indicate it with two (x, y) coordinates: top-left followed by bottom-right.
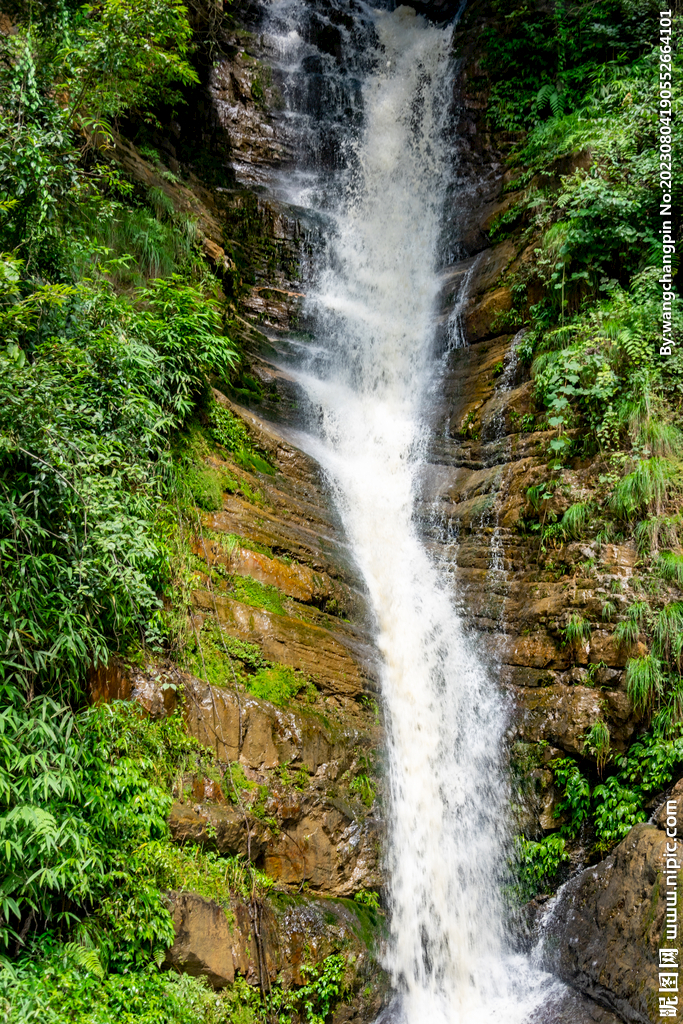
(63, 942), (105, 979)
(615, 600), (649, 647)
(536, 83), (565, 118)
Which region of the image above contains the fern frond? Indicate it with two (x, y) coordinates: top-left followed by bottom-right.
(63, 942), (106, 979)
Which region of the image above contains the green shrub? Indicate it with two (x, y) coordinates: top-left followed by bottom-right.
(550, 758), (591, 837)
(592, 774), (647, 850)
(514, 833), (570, 900)
(0, 700), (201, 953)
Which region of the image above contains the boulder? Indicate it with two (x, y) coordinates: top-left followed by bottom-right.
(512, 684), (636, 757)
(540, 823), (676, 1023)
(164, 890), (387, 1003)
(182, 675), (360, 770)
(465, 287), (513, 342)
(165, 893), (237, 989)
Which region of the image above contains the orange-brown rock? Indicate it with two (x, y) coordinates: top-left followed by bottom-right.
(165, 893), (237, 988)
(182, 675), (363, 771)
(168, 801), (269, 860)
(512, 684), (636, 757)
(89, 657), (178, 716)
(164, 889), (387, 1002)
(465, 287), (513, 343)
(191, 590), (370, 697)
(262, 802), (382, 896)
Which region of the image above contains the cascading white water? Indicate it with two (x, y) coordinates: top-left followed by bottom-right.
(264, 4), (562, 1019)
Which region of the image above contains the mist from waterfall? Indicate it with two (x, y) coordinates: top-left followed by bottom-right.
(263, 4), (560, 1020)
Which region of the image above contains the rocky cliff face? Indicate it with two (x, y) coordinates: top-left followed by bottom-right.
(97, 1), (676, 1020)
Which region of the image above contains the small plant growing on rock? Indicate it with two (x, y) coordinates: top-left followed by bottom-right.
(559, 501), (592, 541)
(350, 773), (376, 808)
(614, 600), (649, 647)
(656, 551), (683, 586)
(513, 833), (570, 900)
(653, 602), (683, 670)
(584, 720), (611, 774)
(625, 653), (663, 714)
(563, 613), (591, 646)
(550, 758), (591, 837)
(354, 889), (380, 910)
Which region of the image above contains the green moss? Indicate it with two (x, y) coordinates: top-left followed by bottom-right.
(209, 403), (274, 476)
(231, 574), (286, 615)
(332, 898), (386, 951)
(184, 464), (225, 511)
(246, 665), (313, 706)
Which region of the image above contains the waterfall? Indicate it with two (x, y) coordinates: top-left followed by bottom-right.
(261, 3), (560, 1019)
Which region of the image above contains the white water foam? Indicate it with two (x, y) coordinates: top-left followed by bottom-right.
(268, 4), (562, 1020)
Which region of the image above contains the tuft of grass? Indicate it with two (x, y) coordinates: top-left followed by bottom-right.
(350, 773), (376, 808)
(625, 654), (663, 714)
(147, 185), (175, 219)
(614, 600), (650, 647)
(601, 600), (617, 622)
(559, 501), (591, 540)
(637, 420), (683, 458)
(653, 679), (683, 739)
(635, 515), (682, 554)
(656, 551), (683, 587)
(609, 458), (682, 521)
(653, 602), (683, 670)
(584, 720), (611, 772)
(564, 612), (591, 644)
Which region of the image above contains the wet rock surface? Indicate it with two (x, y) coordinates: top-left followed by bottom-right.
(540, 824), (673, 1023)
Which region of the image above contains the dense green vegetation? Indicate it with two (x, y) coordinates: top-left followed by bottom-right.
(0, 5), (370, 1018)
(484, 0), (683, 897)
(0, 3), (324, 1020)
